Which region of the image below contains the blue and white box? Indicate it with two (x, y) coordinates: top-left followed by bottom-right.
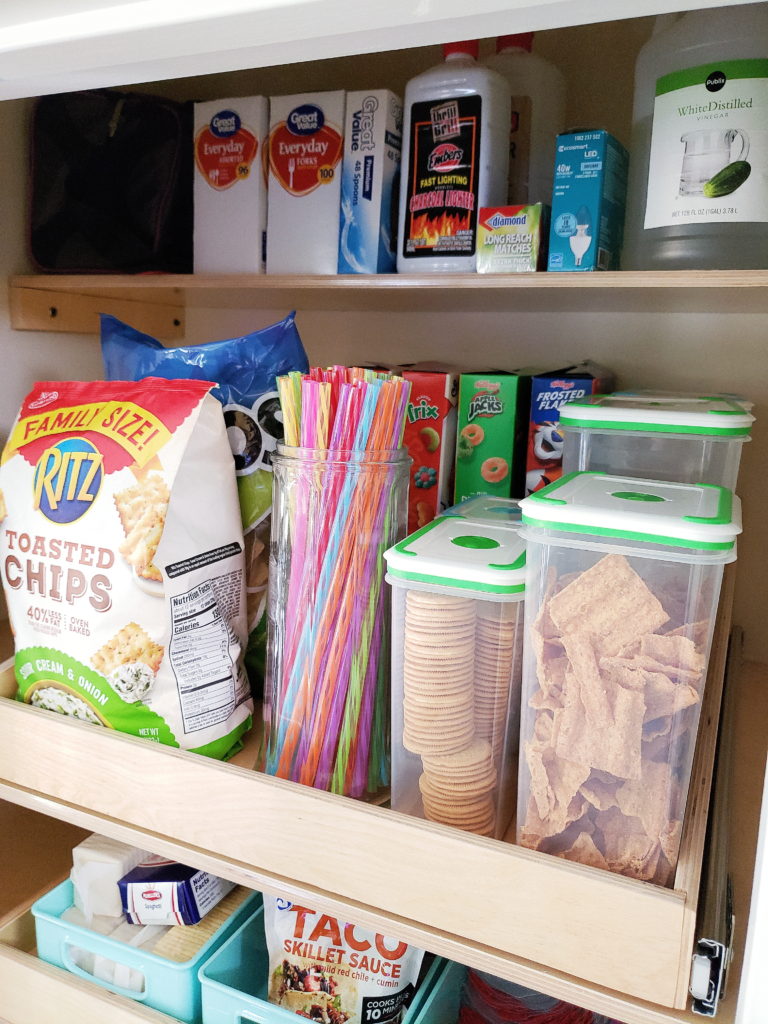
(547, 129), (628, 272)
(338, 90), (402, 274)
(119, 858), (235, 926)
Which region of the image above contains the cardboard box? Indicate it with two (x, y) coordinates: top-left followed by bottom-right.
(194, 97), (269, 273)
(267, 91), (345, 274)
(525, 362), (616, 494)
(476, 204), (549, 273)
(402, 371), (458, 533)
(119, 859), (235, 926)
(339, 90), (402, 274)
(454, 373), (534, 503)
(547, 130), (628, 272)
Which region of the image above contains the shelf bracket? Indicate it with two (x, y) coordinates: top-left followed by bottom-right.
(8, 281), (185, 340)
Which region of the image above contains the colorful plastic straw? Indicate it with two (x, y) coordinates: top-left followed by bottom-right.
(266, 368), (410, 797)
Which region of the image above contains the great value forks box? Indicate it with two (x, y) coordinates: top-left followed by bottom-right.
(267, 91), (346, 274)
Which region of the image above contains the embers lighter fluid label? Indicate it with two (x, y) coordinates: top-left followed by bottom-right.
(402, 95), (482, 258)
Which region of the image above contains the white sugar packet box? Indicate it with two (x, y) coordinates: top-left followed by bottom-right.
(194, 96), (268, 273)
(267, 91), (345, 274)
(338, 90), (402, 274)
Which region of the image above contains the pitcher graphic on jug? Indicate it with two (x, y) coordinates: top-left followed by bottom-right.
(679, 128), (749, 196)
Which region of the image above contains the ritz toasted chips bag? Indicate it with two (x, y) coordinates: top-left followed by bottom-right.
(264, 895), (425, 1024)
(100, 312), (309, 697)
(0, 379), (252, 759)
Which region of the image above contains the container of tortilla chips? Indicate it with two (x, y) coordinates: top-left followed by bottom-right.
(559, 393), (754, 491)
(517, 471), (742, 886)
(384, 505), (526, 840)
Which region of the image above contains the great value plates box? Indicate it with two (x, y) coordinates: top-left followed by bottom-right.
(402, 371), (458, 533)
(454, 373), (534, 503)
(547, 130), (628, 272)
(476, 204), (549, 273)
(267, 91), (345, 274)
(339, 90), (402, 274)
(194, 97), (269, 273)
(525, 362), (616, 493)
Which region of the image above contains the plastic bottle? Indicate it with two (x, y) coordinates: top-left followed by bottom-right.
(622, 3), (768, 270)
(486, 32), (566, 205)
(397, 40), (510, 273)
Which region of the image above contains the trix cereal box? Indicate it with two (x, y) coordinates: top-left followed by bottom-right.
(525, 362), (615, 494)
(402, 371), (458, 533)
(454, 373), (534, 503)
(267, 91), (345, 274)
(194, 97), (269, 273)
(339, 90), (402, 274)
(476, 204), (549, 273)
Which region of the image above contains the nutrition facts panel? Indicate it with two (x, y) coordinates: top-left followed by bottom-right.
(169, 579), (247, 734)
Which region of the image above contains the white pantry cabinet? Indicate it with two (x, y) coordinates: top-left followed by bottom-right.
(0, 2), (768, 1024)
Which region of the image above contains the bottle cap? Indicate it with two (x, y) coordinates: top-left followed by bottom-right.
(497, 33), (534, 52)
(443, 40), (479, 59)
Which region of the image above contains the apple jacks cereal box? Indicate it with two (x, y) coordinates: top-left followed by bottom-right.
(0, 379), (252, 759)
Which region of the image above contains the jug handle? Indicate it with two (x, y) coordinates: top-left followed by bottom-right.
(730, 129), (749, 163)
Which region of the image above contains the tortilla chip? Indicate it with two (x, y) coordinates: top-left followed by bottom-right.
(580, 772), (619, 813)
(548, 554), (669, 657)
(666, 619), (710, 649)
(640, 633), (705, 675)
(556, 830), (611, 871)
(593, 807), (662, 881)
(615, 761), (673, 840)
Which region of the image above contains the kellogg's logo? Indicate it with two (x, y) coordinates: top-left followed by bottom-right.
(549, 380), (575, 390)
(33, 438), (103, 525)
(428, 143), (463, 172)
(210, 110), (241, 137)
(288, 104), (325, 136)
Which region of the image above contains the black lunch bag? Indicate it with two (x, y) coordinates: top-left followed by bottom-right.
(30, 89), (193, 273)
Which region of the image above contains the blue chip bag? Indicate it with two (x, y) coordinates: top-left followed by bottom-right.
(101, 312), (309, 695)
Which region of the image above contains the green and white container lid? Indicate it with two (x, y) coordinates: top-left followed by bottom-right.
(384, 516), (526, 596)
(615, 389), (754, 412)
(519, 471), (742, 552)
(559, 393), (754, 437)
(442, 495), (522, 525)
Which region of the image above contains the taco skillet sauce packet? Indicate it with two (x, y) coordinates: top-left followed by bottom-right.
(0, 379), (252, 759)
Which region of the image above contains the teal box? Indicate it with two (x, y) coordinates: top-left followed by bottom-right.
(547, 129), (628, 272)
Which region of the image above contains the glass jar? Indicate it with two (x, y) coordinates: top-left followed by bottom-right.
(265, 445), (410, 798)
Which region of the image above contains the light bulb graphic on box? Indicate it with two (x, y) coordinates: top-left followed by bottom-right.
(569, 204), (592, 266)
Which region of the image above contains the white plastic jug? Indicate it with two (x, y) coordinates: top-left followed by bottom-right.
(622, 3), (768, 270)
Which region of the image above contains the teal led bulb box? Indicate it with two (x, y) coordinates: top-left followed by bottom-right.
(547, 129), (628, 272)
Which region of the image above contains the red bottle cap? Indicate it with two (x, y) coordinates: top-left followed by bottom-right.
(443, 40), (479, 59)
(496, 33), (534, 52)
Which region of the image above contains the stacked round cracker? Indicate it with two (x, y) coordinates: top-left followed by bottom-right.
(402, 590), (520, 837)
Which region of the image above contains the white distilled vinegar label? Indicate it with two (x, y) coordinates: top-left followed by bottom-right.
(644, 59), (768, 228)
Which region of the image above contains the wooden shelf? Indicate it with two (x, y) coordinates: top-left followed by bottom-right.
(0, 583), (758, 1024)
(11, 270), (768, 338)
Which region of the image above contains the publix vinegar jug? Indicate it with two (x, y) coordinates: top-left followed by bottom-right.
(622, 3), (768, 269)
(397, 40), (510, 273)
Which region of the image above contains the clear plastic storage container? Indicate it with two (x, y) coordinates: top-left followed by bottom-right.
(517, 472), (741, 886)
(442, 495), (521, 524)
(384, 508), (525, 839)
(560, 393), (754, 490)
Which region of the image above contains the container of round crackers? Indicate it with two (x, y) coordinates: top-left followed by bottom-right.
(384, 502), (525, 840)
(517, 471), (742, 886)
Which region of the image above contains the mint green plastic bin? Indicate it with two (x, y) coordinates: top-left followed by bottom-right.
(32, 879), (260, 1024)
(199, 907), (448, 1024)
